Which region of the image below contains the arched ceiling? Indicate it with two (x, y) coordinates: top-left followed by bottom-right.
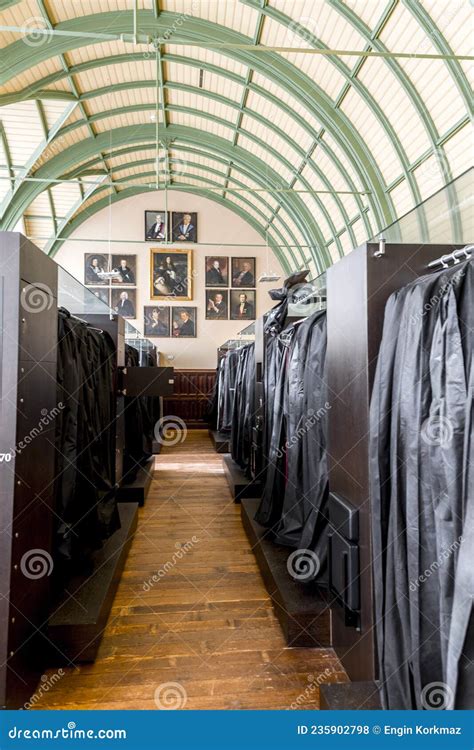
(0, 0), (472, 275)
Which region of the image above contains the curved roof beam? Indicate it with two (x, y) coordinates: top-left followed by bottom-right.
(0, 9), (395, 230)
(47, 185), (293, 276)
(328, 0), (463, 240)
(244, 0), (427, 236)
(4, 123), (330, 269)
(55, 89), (354, 253)
(0, 51), (373, 239)
(64, 141), (311, 262)
(68, 151), (301, 266)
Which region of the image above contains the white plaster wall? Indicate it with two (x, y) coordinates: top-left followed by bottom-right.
(55, 191), (285, 368)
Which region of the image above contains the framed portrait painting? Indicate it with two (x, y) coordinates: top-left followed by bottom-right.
(205, 256), (228, 287)
(172, 211), (197, 243)
(230, 289), (256, 321)
(89, 287), (110, 306)
(145, 210), (170, 242)
(144, 306), (170, 337)
(172, 307), (197, 338)
(206, 289), (228, 320)
(111, 288), (137, 319)
(231, 257), (256, 288)
(111, 254), (137, 285)
(150, 248), (192, 301)
(84, 253), (110, 286)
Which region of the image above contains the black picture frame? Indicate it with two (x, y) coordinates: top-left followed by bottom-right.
(205, 289), (229, 320)
(171, 307), (197, 338)
(111, 288), (137, 319)
(84, 253), (110, 286)
(205, 256), (228, 287)
(111, 254), (137, 285)
(144, 305), (171, 337)
(172, 211), (198, 243)
(231, 257), (256, 288)
(230, 289), (256, 321)
(145, 210), (170, 242)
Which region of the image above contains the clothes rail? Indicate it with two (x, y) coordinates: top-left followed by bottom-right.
(427, 244), (473, 269)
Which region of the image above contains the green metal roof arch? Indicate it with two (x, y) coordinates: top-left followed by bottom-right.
(0, 9), (395, 231)
(54, 88), (352, 255)
(3, 123), (329, 269)
(47, 184), (293, 276)
(62, 140), (311, 262)
(0, 49), (373, 241)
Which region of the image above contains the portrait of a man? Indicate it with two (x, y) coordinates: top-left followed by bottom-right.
(172, 211), (197, 243)
(144, 306), (170, 337)
(89, 287), (110, 306)
(150, 249), (192, 301)
(145, 211), (169, 241)
(172, 307), (196, 338)
(231, 257), (256, 288)
(111, 288), (136, 319)
(230, 290), (255, 321)
(111, 255), (136, 285)
(206, 289), (228, 320)
(205, 257), (228, 287)
(84, 253), (110, 285)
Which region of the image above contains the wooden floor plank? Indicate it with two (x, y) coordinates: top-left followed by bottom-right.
(32, 430), (347, 710)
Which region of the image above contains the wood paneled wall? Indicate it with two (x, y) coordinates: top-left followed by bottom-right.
(163, 369), (215, 428)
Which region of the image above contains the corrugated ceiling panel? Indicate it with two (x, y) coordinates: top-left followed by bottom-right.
(92, 110), (161, 133)
(74, 59), (156, 91)
(299, 167), (346, 229)
(1, 57), (64, 94)
(389, 178), (415, 218)
(356, 57), (430, 163)
(270, 0), (366, 68)
(168, 45), (249, 78)
(236, 133), (293, 184)
(258, 11), (346, 101)
(0, 0), (42, 48)
(319, 133), (365, 195)
(0, 100), (43, 166)
(340, 87), (401, 185)
(26, 192), (52, 215)
(297, 191), (332, 241)
(78, 186), (114, 214)
(87, 88), (157, 116)
(65, 39), (131, 66)
(162, 0), (259, 37)
(240, 113), (302, 167)
(380, 3), (464, 135)
(167, 89), (237, 126)
(225, 193), (265, 224)
(413, 156), (446, 201)
(306, 151), (359, 217)
(251, 72), (322, 134)
(106, 148), (155, 169)
(338, 230), (353, 255)
(327, 240), (341, 264)
(201, 72), (244, 103)
(339, 0), (386, 31)
(442, 124), (473, 180)
(165, 61), (200, 88)
(50, 181), (82, 214)
(49, 0), (149, 23)
(40, 100), (76, 131)
(171, 151), (229, 176)
(169, 110), (234, 140)
(245, 89), (314, 152)
(352, 217), (367, 246)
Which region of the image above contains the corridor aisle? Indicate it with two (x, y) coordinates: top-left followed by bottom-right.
(33, 431), (346, 710)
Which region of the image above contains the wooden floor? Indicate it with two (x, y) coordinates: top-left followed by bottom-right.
(33, 430), (346, 710)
